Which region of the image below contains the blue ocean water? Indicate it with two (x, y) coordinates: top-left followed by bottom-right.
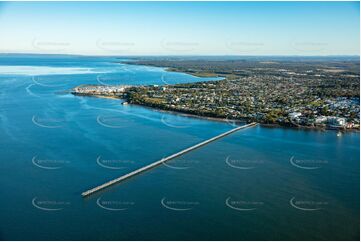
(0, 54), (359, 240)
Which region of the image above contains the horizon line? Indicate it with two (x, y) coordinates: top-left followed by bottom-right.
(0, 52), (360, 58)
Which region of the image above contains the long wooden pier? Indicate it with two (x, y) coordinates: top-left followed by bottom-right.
(82, 122), (257, 197)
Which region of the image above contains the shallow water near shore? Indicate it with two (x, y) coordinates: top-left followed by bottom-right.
(0, 54), (359, 240)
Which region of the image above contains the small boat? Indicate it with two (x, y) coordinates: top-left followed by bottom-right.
(337, 131), (342, 137)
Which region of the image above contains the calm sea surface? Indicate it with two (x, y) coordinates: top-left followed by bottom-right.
(0, 54), (359, 240)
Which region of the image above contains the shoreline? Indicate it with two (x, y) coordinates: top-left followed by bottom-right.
(74, 93), (358, 133)
(120, 61), (222, 78)
(131, 102), (359, 132)
(74, 92), (247, 125)
(129, 102), (247, 125)
(259, 123), (359, 133)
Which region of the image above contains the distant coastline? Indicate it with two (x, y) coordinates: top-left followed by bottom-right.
(121, 60), (223, 78)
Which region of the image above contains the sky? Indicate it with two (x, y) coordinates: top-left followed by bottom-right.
(0, 1), (359, 56)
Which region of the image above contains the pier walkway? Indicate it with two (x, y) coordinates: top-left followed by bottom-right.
(82, 122), (257, 197)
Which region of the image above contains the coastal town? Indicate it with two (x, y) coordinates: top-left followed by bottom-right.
(73, 58), (360, 130)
